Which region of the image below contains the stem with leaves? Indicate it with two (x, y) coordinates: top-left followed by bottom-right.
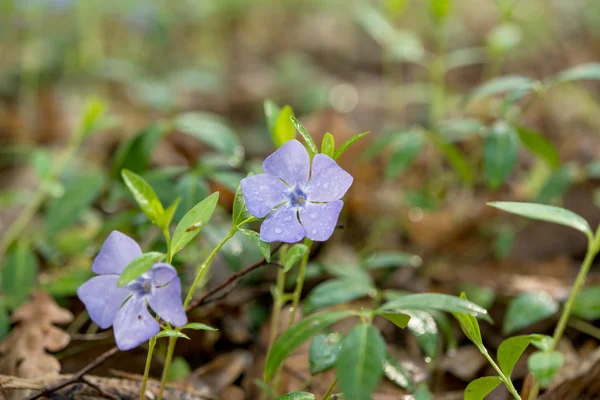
(480, 347), (521, 400)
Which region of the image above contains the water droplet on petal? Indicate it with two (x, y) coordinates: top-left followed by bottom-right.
(275, 228), (283, 234)
(311, 229), (317, 235)
(310, 212), (318, 219)
(253, 190), (260, 195)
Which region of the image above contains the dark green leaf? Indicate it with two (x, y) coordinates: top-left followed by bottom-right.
(528, 351), (563, 388)
(182, 322), (218, 331)
(385, 134), (425, 180)
(121, 169), (164, 224)
(364, 251), (422, 269)
(553, 63), (600, 83)
(174, 112), (241, 155)
(304, 279), (375, 315)
(572, 286), (600, 320)
(336, 324), (386, 400)
(112, 124), (165, 175)
(535, 166), (574, 203)
(309, 332), (342, 375)
(273, 106), (296, 148)
(464, 376), (502, 400)
(275, 393), (316, 400)
(380, 293), (491, 321)
(284, 244), (308, 273)
(118, 252), (166, 286)
(290, 116), (318, 155)
(155, 329), (190, 340)
(174, 175), (210, 222)
(321, 133), (335, 158)
(484, 121), (519, 189)
(334, 131), (370, 160)
(2, 241), (38, 309)
(470, 76), (535, 99)
(239, 229), (271, 263)
(488, 202), (592, 238)
(503, 292), (559, 335)
(414, 382), (434, 400)
(383, 353), (415, 391)
(45, 172), (105, 237)
(264, 310), (356, 381)
(430, 136), (473, 185)
(378, 312), (411, 329)
(516, 126), (560, 168)
(171, 192), (219, 255)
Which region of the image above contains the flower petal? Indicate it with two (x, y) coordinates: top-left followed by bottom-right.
(147, 278), (187, 327)
(92, 231), (142, 275)
(147, 263), (178, 286)
(240, 174), (287, 218)
(260, 205), (305, 243)
(263, 139), (310, 187)
(113, 296), (159, 351)
(306, 154), (353, 202)
(299, 200), (343, 241)
(77, 275), (130, 329)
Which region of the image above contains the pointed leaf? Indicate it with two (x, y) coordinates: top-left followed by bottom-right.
(284, 244), (308, 273)
(2, 241), (38, 309)
(321, 133), (335, 158)
(155, 329), (190, 340)
(385, 134), (425, 179)
(304, 279), (375, 315)
(554, 63), (600, 83)
(404, 310), (439, 358)
(528, 351), (563, 388)
(121, 169), (164, 224)
(182, 322), (218, 331)
(380, 293), (491, 321)
(118, 252), (166, 286)
(516, 126), (560, 168)
(572, 286), (600, 320)
(273, 106), (296, 148)
(498, 336), (531, 378)
(159, 197), (181, 230)
(290, 116), (318, 155)
(174, 112), (241, 155)
(275, 393), (316, 400)
(378, 312), (411, 329)
(264, 100), (281, 136)
(470, 75), (535, 99)
(309, 332), (343, 375)
(334, 131), (370, 160)
(171, 192), (219, 255)
(232, 184), (252, 227)
(464, 376), (502, 400)
(239, 229), (271, 262)
(364, 251), (422, 269)
(484, 121), (519, 189)
(503, 292), (559, 335)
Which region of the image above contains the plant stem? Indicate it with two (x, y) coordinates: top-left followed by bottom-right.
(267, 245), (288, 349)
(480, 347), (522, 400)
(157, 336), (176, 400)
(287, 238), (312, 327)
(139, 337), (156, 400)
(163, 228), (172, 264)
(321, 378), (338, 400)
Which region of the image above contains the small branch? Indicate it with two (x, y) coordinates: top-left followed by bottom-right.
(81, 376), (119, 400)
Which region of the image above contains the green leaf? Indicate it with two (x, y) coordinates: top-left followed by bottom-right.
(516, 126), (560, 168)
(484, 121), (519, 189)
(232, 184), (252, 227)
(385, 133), (425, 180)
(181, 322), (218, 331)
(2, 241), (38, 309)
(414, 382), (434, 400)
(45, 172), (105, 237)
(159, 197), (181, 230)
(439, 118), (485, 142)
(553, 63), (600, 83)
(171, 192), (219, 255)
(121, 169), (164, 224)
(31, 149), (52, 179)
(284, 244), (308, 273)
(174, 112), (241, 155)
(378, 312), (411, 329)
(528, 351), (563, 388)
(333, 131), (370, 160)
(364, 251), (422, 269)
(383, 353), (415, 391)
(535, 166), (574, 203)
(573, 286), (600, 320)
(166, 356), (191, 381)
(79, 97), (108, 138)
(453, 311), (482, 347)
(460, 284), (496, 310)
(503, 292), (559, 335)
(321, 133), (335, 158)
(404, 310), (439, 358)
(470, 75), (536, 99)
(118, 252), (166, 286)
(488, 202), (592, 238)
(112, 124), (165, 175)
(464, 376), (502, 400)
(264, 310), (356, 381)
(239, 229), (271, 263)
(264, 100), (281, 136)
(430, 136), (474, 185)
(430, 0), (451, 20)
(0, 303), (8, 341)
(527, 334), (554, 352)
(309, 332), (342, 375)
(498, 336), (531, 378)
(304, 279), (375, 315)
(155, 329), (190, 340)
(336, 324), (386, 400)
(380, 293), (491, 321)
(273, 106), (296, 148)
(429, 310), (458, 351)
(275, 393), (316, 400)
(290, 116), (318, 155)
(174, 175), (210, 222)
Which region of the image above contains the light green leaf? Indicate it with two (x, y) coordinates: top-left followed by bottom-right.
(377, 312), (411, 329)
(528, 351), (563, 388)
(414, 382), (434, 400)
(484, 121), (519, 189)
(284, 244), (308, 273)
(155, 329), (190, 340)
(181, 322), (218, 331)
(273, 106), (296, 148)
(321, 133), (335, 158)
(171, 192), (219, 255)
(380, 293), (491, 321)
(553, 63), (600, 83)
(239, 229), (271, 263)
(503, 292), (559, 335)
(275, 393), (316, 400)
(333, 131), (370, 160)
(336, 324), (386, 400)
(309, 332), (342, 375)
(290, 116), (318, 155)
(159, 197), (181, 230)
(304, 279), (375, 315)
(470, 75), (536, 99)
(264, 310), (356, 382)
(174, 112), (241, 155)
(364, 251), (422, 269)
(573, 286), (600, 320)
(453, 310), (482, 346)
(464, 376), (502, 400)
(527, 334), (554, 352)
(121, 169), (164, 224)
(498, 336), (531, 378)
(264, 100), (281, 136)
(166, 356), (191, 381)
(118, 252), (166, 286)
(2, 241), (38, 309)
(46, 172), (105, 237)
(516, 126), (560, 168)
(430, 0), (451, 20)
(79, 97), (108, 138)
(488, 202), (592, 238)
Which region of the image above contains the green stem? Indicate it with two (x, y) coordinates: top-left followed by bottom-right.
(480, 347), (521, 400)
(139, 337), (157, 400)
(268, 245), (289, 349)
(157, 336), (176, 400)
(321, 378), (338, 400)
(163, 228), (172, 264)
(287, 238), (312, 327)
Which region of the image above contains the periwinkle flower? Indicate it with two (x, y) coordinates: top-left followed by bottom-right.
(77, 231), (187, 350)
(241, 139), (353, 243)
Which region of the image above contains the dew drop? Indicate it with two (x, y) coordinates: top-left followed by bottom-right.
(284, 215), (292, 222)
(324, 182), (329, 189)
(311, 229), (317, 235)
(275, 228), (283, 234)
(253, 190), (260, 195)
(310, 212), (318, 220)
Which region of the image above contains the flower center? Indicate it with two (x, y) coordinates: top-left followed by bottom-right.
(288, 186), (308, 208)
(129, 277), (153, 295)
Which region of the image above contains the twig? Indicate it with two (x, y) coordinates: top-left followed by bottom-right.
(81, 376), (120, 400)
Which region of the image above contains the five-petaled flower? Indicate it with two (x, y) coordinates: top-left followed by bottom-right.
(240, 139), (353, 243)
(77, 231), (187, 350)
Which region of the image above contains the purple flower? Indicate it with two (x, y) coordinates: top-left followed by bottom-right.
(77, 231), (187, 350)
(240, 139), (353, 243)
